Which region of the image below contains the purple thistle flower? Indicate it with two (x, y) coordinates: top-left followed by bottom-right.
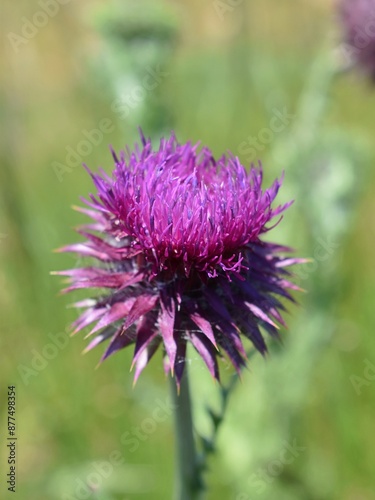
(340, 0), (375, 80)
(54, 130), (302, 388)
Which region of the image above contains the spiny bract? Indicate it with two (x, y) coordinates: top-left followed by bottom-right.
(55, 131), (302, 388)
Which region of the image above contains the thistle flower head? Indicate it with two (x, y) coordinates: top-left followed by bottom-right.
(55, 131), (302, 387)
(340, 0), (375, 80)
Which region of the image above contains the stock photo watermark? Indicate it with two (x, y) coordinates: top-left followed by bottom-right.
(350, 359), (375, 395)
(60, 397), (173, 499)
(111, 66), (169, 120)
(51, 119), (115, 182)
(235, 439), (306, 498)
(3, 386), (17, 493)
(17, 327), (70, 385)
(51, 65), (169, 183)
(7, 0), (72, 53)
(120, 397), (176, 453)
(238, 107), (296, 163)
(213, 0), (244, 21)
(338, 10), (375, 64)
(293, 235), (340, 286)
(61, 450), (126, 500)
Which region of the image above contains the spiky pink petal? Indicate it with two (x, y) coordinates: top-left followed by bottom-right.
(55, 130), (303, 385)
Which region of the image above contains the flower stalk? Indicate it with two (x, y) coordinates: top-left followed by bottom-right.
(170, 367), (203, 500)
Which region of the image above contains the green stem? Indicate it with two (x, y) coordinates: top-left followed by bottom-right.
(170, 367), (203, 500)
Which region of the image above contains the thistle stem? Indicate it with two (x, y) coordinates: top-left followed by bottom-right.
(170, 367), (203, 500)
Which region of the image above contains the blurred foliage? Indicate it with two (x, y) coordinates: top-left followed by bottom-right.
(1, 0), (375, 499)
(92, 0), (178, 44)
(86, 0), (179, 137)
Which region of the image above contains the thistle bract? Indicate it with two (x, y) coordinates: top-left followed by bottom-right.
(55, 131), (302, 387)
(341, 0), (375, 80)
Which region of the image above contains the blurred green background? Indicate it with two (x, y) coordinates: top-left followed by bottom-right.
(1, 0), (375, 499)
